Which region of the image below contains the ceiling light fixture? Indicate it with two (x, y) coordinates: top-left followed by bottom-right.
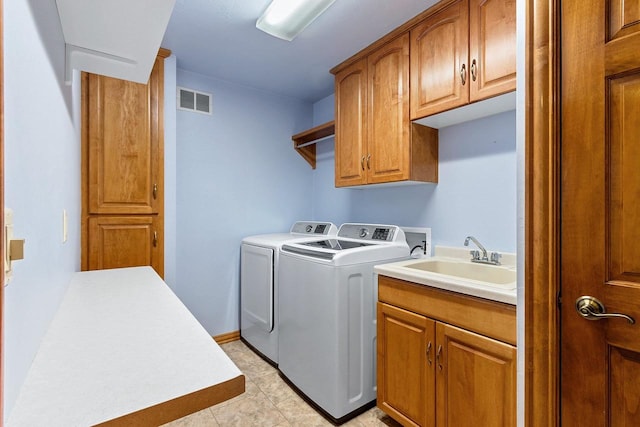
(256, 0), (336, 41)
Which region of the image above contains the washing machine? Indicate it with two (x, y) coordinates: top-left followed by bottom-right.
(278, 223), (409, 423)
(240, 221), (337, 364)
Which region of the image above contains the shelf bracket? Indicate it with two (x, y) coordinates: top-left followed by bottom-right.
(292, 120), (335, 169)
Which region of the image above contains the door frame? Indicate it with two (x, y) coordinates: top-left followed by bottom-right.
(525, 0), (560, 425)
(1, 0), (5, 422)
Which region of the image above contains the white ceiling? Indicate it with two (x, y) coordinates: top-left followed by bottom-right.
(161, 0), (438, 102)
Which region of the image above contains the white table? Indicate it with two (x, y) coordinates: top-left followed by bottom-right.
(8, 267), (244, 426)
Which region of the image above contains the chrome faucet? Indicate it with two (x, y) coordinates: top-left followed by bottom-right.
(464, 236), (501, 265)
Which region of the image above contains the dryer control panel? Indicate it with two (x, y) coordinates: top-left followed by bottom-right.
(290, 221), (337, 236)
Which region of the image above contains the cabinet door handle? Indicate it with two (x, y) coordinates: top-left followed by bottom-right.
(436, 345), (443, 371)
(153, 231), (158, 247)
(471, 59), (477, 82)
(361, 156), (365, 171)
(426, 341), (433, 366)
(153, 183), (158, 200)
(366, 154), (371, 170)
(460, 63), (467, 86)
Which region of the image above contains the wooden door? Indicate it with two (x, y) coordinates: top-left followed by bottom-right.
(561, 0), (640, 423)
(334, 59), (367, 187)
(88, 216), (162, 275)
(377, 302), (435, 427)
(409, 0), (469, 119)
(85, 57), (163, 215)
(436, 323), (516, 427)
(468, 0), (516, 101)
(367, 34), (410, 184)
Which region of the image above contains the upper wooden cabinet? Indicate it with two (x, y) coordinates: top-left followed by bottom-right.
(335, 35), (438, 188)
(410, 0), (516, 119)
(469, 0), (516, 100)
(335, 58), (368, 186)
(85, 55), (164, 215)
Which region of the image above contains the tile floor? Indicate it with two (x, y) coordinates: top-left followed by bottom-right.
(162, 340), (401, 427)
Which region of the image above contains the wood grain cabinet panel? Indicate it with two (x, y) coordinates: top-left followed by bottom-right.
(82, 51), (167, 277)
(86, 58), (163, 215)
(377, 276), (516, 427)
(410, 0), (469, 118)
(87, 216), (162, 275)
(367, 35), (412, 184)
(334, 35), (438, 188)
(410, 0), (516, 120)
(377, 303), (435, 427)
(469, 0), (516, 102)
(335, 59), (368, 187)
(436, 323), (516, 427)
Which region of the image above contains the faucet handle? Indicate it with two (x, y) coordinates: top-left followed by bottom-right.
(469, 250), (481, 261)
(490, 252), (502, 265)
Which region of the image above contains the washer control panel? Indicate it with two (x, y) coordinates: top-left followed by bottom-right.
(338, 224), (400, 242)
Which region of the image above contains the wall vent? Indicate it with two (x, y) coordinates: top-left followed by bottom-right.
(177, 87), (212, 115)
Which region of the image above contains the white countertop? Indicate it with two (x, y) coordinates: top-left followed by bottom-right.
(8, 267), (243, 426)
(374, 246), (517, 305)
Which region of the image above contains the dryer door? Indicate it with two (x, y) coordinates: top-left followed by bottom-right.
(240, 244), (274, 332)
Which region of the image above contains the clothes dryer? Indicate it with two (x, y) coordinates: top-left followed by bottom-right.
(240, 221), (337, 364)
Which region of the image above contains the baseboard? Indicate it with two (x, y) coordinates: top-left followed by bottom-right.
(213, 331), (240, 344)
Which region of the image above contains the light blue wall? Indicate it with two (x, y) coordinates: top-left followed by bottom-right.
(311, 94), (517, 253)
(175, 70), (314, 335)
(4, 0), (81, 419)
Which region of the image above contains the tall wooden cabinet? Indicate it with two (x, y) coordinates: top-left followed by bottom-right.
(410, 0), (516, 119)
(334, 34), (438, 187)
(377, 276), (516, 427)
(82, 50), (169, 277)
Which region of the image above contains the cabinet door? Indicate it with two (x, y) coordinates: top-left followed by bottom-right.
(377, 302), (436, 427)
(436, 323), (516, 427)
(88, 216), (162, 276)
(367, 34), (411, 184)
(86, 56), (163, 214)
(335, 59), (368, 187)
(469, 0), (516, 101)
(410, 0), (469, 119)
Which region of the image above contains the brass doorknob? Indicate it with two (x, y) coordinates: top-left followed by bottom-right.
(575, 296), (635, 324)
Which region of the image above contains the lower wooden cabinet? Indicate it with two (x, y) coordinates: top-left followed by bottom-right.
(377, 276), (516, 427)
(87, 216), (163, 276)
(378, 303), (435, 427)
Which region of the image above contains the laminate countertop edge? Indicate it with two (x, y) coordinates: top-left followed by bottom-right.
(7, 267), (245, 427)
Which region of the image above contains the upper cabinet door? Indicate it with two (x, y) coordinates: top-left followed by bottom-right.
(367, 34), (411, 184)
(410, 0), (469, 119)
(469, 0), (516, 101)
(86, 57), (163, 214)
(335, 59), (368, 187)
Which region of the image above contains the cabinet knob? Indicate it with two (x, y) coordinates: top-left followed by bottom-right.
(460, 63), (467, 86)
(471, 59), (477, 82)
